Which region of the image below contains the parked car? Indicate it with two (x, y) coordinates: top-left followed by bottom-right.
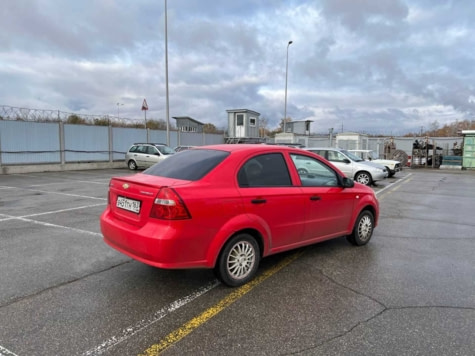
(174, 145), (195, 152)
(125, 143), (175, 170)
(304, 147), (387, 186)
(101, 144), (379, 287)
(348, 150), (402, 177)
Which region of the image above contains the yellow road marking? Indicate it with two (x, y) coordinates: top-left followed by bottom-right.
(139, 251), (303, 356)
(377, 176), (413, 201)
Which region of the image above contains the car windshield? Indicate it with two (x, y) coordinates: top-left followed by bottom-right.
(144, 149), (229, 180)
(341, 150), (364, 162)
(156, 145), (176, 155)
(368, 151), (378, 160)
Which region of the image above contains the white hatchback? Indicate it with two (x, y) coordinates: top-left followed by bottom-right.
(304, 147), (387, 186)
(125, 143), (175, 170)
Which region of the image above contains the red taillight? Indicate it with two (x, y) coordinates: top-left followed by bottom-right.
(150, 187), (191, 220)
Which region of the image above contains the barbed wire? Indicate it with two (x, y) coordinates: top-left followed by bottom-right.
(0, 105), (137, 125)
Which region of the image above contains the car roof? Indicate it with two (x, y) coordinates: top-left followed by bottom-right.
(304, 147), (341, 151)
(193, 144), (304, 153)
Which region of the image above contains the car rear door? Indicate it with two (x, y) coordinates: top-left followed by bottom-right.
(237, 153), (306, 252)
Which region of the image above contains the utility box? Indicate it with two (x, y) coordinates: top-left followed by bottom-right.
(462, 130), (475, 169)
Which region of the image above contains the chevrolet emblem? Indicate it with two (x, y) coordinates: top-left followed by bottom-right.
(123, 184), (129, 189)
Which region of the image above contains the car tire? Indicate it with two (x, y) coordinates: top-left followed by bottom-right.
(128, 160), (138, 170)
(386, 167), (394, 178)
(347, 210), (374, 246)
(215, 233), (260, 287)
(354, 171), (372, 185)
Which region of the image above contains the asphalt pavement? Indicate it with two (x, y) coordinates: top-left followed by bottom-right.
(0, 168), (474, 356)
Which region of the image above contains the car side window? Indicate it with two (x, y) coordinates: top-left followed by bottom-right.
(307, 149), (327, 159)
(129, 145), (138, 153)
(327, 150), (339, 161)
(335, 151), (348, 162)
(290, 154), (338, 187)
(147, 146), (158, 155)
(327, 150), (346, 162)
(238, 153), (291, 187)
(136, 145), (146, 154)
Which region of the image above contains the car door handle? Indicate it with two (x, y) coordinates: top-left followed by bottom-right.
(251, 199), (267, 204)
(310, 196), (321, 201)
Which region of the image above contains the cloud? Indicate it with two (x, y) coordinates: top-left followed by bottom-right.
(1, 0), (474, 135)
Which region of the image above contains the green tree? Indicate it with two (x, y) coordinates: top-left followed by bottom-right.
(66, 114), (86, 124)
(203, 123), (218, 133)
(94, 117), (110, 126)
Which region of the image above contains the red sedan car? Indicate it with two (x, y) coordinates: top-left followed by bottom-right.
(100, 144), (379, 287)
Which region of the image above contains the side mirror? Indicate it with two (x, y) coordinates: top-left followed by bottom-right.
(342, 177), (354, 188)
(343, 158), (351, 164)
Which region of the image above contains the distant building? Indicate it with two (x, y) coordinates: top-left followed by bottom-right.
(285, 120), (313, 135)
(274, 119), (314, 146)
(336, 132), (369, 150)
(173, 116), (204, 133)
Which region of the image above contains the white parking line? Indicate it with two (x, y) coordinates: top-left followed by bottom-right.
(0, 345), (19, 356)
(19, 203), (105, 219)
(375, 173), (412, 196)
(0, 204), (106, 223)
(0, 204), (105, 236)
(0, 185), (106, 201)
(27, 180), (109, 187)
(82, 280), (220, 356)
(7, 216), (103, 237)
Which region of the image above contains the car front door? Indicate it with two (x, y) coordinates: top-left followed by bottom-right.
(290, 153), (356, 241)
(145, 146), (161, 167)
(133, 145), (148, 167)
(237, 153), (306, 252)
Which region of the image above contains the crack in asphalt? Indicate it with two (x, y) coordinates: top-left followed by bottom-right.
(377, 214), (475, 228)
(281, 261), (475, 355)
(0, 260), (132, 309)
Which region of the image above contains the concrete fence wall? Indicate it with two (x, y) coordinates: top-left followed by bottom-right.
(0, 121), (224, 174)
(0, 120), (464, 174)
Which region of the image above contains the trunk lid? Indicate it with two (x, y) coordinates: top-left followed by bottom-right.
(108, 174), (190, 226)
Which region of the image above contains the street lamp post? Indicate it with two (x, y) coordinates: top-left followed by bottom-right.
(284, 40), (293, 134)
(116, 102), (123, 120)
(164, 0), (170, 146)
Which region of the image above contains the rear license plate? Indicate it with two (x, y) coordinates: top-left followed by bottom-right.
(116, 196), (141, 213)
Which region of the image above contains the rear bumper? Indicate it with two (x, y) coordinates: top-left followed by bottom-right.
(100, 208), (213, 269)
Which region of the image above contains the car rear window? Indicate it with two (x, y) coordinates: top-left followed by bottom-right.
(143, 149), (229, 180)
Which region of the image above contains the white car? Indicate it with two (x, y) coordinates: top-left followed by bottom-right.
(304, 147), (387, 186)
(348, 150), (401, 177)
(125, 143), (175, 170)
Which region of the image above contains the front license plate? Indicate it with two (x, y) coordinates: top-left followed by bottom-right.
(116, 196), (141, 213)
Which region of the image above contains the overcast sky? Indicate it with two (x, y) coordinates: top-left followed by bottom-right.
(1, 0), (474, 135)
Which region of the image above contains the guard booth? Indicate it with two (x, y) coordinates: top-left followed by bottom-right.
(226, 109), (262, 143)
(462, 130), (475, 169)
